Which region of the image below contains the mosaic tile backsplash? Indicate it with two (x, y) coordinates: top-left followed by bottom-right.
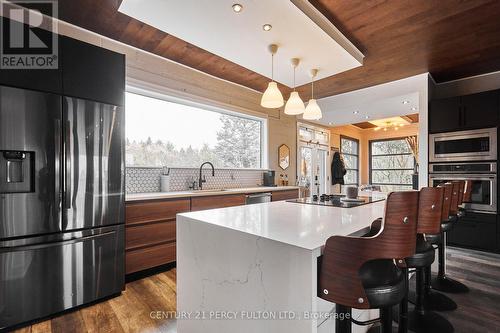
(126, 167), (267, 193)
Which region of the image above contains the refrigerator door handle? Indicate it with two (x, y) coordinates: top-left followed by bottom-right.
(54, 119), (62, 218)
(0, 230), (116, 252)
(64, 120), (72, 210)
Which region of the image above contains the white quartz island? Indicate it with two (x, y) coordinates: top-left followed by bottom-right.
(176, 199), (386, 333)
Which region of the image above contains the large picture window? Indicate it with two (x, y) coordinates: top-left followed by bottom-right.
(340, 136), (359, 186)
(370, 138), (415, 192)
(126, 90), (266, 168)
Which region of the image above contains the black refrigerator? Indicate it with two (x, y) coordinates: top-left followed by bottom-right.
(0, 85), (125, 329)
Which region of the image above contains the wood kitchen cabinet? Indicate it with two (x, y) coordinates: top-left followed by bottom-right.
(429, 90), (499, 133)
(191, 194), (246, 211)
(429, 96), (461, 133)
(447, 212), (497, 252)
(61, 36), (125, 106)
(125, 189), (299, 274)
(0, 18), (62, 94)
(125, 198), (190, 274)
(272, 189), (300, 201)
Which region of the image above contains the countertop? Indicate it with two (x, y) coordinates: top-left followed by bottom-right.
(126, 186), (300, 202)
(177, 198), (386, 250)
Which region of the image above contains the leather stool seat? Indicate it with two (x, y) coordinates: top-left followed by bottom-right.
(405, 238), (435, 268)
(360, 259), (406, 308)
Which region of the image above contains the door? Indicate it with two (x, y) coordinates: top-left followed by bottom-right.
(63, 97), (124, 231)
(315, 148), (328, 194)
(0, 225), (124, 330)
(429, 96), (461, 133)
(0, 86), (62, 239)
(0, 18), (62, 94)
(461, 90), (499, 129)
(299, 146), (313, 196)
(61, 36), (125, 106)
(298, 145), (328, 197)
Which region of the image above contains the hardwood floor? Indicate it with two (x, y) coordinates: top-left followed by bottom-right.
(11, 270), (178, 333)
(436, 247), (500, 332)
(11, 247), (500, 333)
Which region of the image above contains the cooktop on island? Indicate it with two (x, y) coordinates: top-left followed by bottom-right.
(287, 194), (384, 208)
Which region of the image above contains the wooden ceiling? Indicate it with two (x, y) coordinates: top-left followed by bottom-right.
(58, 0), (500, 99)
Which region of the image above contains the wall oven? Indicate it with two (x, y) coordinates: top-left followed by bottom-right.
(429, 127), (497, 162)
(429, 162), (497, 213)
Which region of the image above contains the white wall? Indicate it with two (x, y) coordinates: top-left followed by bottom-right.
(321, 73), (430, 188)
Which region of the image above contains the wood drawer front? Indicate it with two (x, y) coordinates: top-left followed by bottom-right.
(126, 220), (176, 251)
(126, 242), (176, 274)
(191, 194), (245, 211)
(272, 189), (299, 201)
(126, 199), (190, 225)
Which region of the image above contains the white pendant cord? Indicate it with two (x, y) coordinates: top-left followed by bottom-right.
(271, 53), (274, 82)
(293, 66), (296, 92)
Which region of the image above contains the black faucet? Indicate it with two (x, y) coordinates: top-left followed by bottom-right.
(198, 161), (215, 190)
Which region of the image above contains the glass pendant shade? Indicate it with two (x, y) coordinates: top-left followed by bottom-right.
(284, 91), (305, 115)
(303, 99), (322, 120)
(261, 81), (284, 108)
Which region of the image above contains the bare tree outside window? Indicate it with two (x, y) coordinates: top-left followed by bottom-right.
(125, 92), (263, 168)
(370, 138), (415, 192)
(340, 136), (359, 186)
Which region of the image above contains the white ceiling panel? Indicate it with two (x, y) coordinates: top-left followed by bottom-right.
(119, 0), (363, 87)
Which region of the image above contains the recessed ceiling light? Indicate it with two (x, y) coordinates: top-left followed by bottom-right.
(263, 24), (272, 31)
(353, 110), (359, 114)
(232, 4), (243, 13)
(328, 122), (333, 125)
(402, 100), (410, 104)
(365, 115), (370, 119)
(411, 107), (417, 111)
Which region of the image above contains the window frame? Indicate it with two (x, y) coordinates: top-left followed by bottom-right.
(125, 85), (269, 169)
(369, 137), (415, 189)
(340, 135), (360, 186)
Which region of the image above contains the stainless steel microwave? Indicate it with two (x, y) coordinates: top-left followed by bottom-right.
(429, 128), (497, 162)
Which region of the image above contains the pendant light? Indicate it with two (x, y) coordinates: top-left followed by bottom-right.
(261, 44), (284, 109)
(303, 69), (322, 120)
(284, 58), (305, 115)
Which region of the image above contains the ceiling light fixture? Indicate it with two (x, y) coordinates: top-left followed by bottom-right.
(284, 58), (305, 115)
(353, 110), (359, 114)
(232, 4), (243, 13)
(411, 107), (417, 111)
(261, 44), (284, 109)
(402, 100), (410, 104)
(365, 115), (370, 119)
(373, 121), (406, 132)
(263, 24), (272, 31)
(303, 69), (322, 120)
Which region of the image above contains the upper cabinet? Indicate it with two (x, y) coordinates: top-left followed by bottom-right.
(0, 16), (124, 105)
(61, 37), (125, 106)
(428, 96), (461, 133)
(0, 18), (62, 94)
(429, 90), (499, 133)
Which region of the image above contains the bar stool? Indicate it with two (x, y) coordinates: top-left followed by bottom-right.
(401, 187), (454, 333)
(429, 180), (469, 294)
(318, 191), (419, 333)
(408, 183), (458, 312)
